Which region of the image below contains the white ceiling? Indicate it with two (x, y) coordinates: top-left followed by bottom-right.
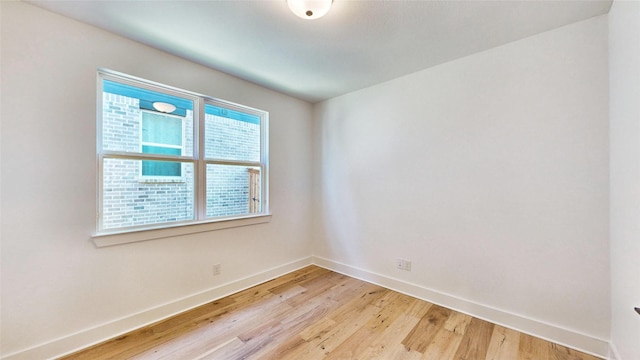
(29, 0), (612, 103)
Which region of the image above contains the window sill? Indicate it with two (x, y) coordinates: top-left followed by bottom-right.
(92, 214), (271, 247)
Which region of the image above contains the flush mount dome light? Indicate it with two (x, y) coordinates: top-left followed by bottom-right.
(287, 0), (332, 20)
(152, 101), (176, 113)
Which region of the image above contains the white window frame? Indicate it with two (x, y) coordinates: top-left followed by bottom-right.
(93, 69), (270, 247)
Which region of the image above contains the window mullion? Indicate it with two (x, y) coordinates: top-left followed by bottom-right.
(261, 113), (269, 215)
(102, 151), (194, 162)
(196, 99), (207, 221)
(205, 159), (263, 167)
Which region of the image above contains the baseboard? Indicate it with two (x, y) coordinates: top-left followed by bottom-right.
(311, 255), (610, 359)
(1, 256), (313, 360)
(609, 341), (621, 360)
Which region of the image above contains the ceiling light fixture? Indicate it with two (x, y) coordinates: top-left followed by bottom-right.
(152, 102), (176, 113)
(287, 0), (332, 20)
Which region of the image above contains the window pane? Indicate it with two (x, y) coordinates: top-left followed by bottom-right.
(206, 164), (261, 218)
(102, 80), (193, 156)
(102, 158), (195, 229)
(204, 104), (260, 162)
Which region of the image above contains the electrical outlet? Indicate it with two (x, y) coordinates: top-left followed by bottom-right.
(396, 258), (412, 271)
(213, 263), (221, 276)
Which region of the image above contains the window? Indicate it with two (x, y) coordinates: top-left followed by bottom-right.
(96, 70), (269, 237)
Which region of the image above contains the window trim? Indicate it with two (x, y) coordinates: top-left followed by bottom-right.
(95, 69), (270, 244)
(92, 214), (272, 247)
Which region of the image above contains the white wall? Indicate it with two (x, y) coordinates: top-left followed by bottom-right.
(313, 15), (610, 356)
(0, 2), (313, 358)
(609, 1), (640, 359)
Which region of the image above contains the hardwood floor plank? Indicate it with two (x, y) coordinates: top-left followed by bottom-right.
(376, 343), (424, 360)
(267, 266), (331, 295)
(485, 325), (521, 360)
(298, 316), (337, 341)
(358, 313), (422, 359)
(282, 290), (391, 360)
(329, 291), (417, 358)
(279, 305), (383, 360)
(232, 286), (339, 359)
(285, 272), (353, 308)
(421, 325), (464, 359)
(64, 296), (238, 360)
(405, 298), (433, 318)
(443, 311), (473, 334)
(420, 311), (473, 359)
(402, 304), (452, 353)
(322, 281), (387, 322)
(196, 337), (245, 360)
(59, 266), (603, 360)
(128, 286), (301, 359)
(519, 332), (551, 360)
(452, 317), (495, 359)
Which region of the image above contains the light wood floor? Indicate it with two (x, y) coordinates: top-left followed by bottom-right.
(60, 266), (602, 360)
